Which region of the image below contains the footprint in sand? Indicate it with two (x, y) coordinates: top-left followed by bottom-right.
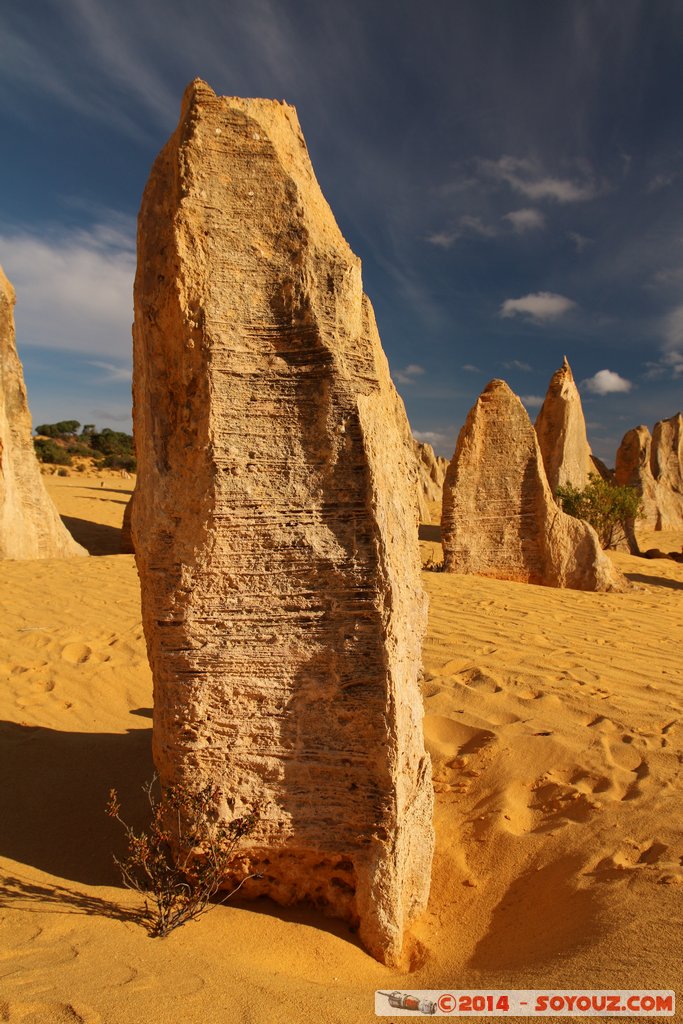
(60, 643), (93, 665)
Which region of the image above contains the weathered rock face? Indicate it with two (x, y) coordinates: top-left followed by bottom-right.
(442, 380), (627, 591)
(615, 418), (683, 530)
(132, 80), (433, 966)
(535, 357), (594, 493)
(120, 490), (135, 554)
(414, 438), (447, 524)
(0, 267), (86, 559)
(651, 413), (683, 527)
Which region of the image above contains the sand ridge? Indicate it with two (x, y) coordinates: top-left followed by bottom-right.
(0, 474), (681, 1022)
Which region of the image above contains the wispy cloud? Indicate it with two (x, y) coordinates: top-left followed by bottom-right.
(0, 220), (134, 357)
(394, 363), (426, 385)
(461, 363), (480, 373)
(87, 360), (131, 382)
(503, 359), (533, 372)
(663, 304), (683, 350)
(503, 208), (545, 233)
(520, 394), (544, 408)
(479, 156), (600, 203)
(646, 171), (679, 193)
(427, 214), (497, 249)
(500, 292), (576, 323)
(568, 231), (593, 252)
(582, 369), (632, 395)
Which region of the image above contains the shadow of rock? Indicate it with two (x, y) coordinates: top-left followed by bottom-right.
(0, 721), (152, 885)
(83, 487), (134, 497)
(468, 856), (604, 971)
(419, 524), (442, 542)
(60, 515), (123, 556)
(625, 573), (683, 591)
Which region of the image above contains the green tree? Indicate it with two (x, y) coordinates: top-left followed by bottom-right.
(555, 474), (642, 550)
(35, 420), (80, 438)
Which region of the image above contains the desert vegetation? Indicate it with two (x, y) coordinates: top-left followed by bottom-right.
(34, 420), (136, 472)
(555, 474), (642, 550)
(106, 778), (258, 937)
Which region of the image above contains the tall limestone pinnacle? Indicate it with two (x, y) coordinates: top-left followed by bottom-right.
(535, 356), (596, 493)
(0, 266), (87, 559)
(441, 379), (627, 591)
(132, 80), (434, 965)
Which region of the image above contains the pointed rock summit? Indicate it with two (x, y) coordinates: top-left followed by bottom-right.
(441, 380), (627, 590)
(615, 414), (683, 529)
(535, 356), (597, 492)
(0, 267), (86, 559)
(132, 80), (433, 966)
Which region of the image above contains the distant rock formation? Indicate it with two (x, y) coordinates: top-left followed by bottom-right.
(535, 356), (596, 492)
(615, 416), (683, 530)
(414, 438), (447, 523)
(132, 80), (433, 966)
(0, 267), (86, 559)
(441, 379), (627, 591)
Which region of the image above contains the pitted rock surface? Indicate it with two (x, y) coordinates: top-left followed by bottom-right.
(441, 380), (627, 591)
(132, 80), (433, 966)
(0, 267), (86, 559)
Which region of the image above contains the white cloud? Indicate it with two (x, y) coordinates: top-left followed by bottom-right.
(0, 222), (135, 358)
(582, 370), (633, 395)
(500, 292), (576, 323)
(520, 394), (544, 409)
(480, 156), (599, 203)
(461, 364), (480, 372)
(503, 208), (545, 233)
(413, 429), (451, 448)
(395, 363), (426, 385)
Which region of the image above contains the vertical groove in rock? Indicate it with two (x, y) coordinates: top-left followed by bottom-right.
(0, 266), (87, 559)
(132, 80), (433, 966)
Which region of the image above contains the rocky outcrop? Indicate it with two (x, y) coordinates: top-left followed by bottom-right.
(414, 439), (447, 523)
(615, 417), (683, 530)
(132, 80), (433, 967)
(0, 267), (86, 559)
(441, 380), (627, 591)
(651, 413), (683, 527)
(535, 357), (594, 493)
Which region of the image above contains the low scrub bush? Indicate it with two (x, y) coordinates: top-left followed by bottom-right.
(555, 474), (642, 550)
(107, 777), (258, 937)
(34, 438), (71, 465)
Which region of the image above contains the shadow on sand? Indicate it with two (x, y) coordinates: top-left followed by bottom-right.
(418, 524), (442, 542)
(625, 572), (683, 591)
(60, 515), (123, 556)
(0, 720), (153, 886)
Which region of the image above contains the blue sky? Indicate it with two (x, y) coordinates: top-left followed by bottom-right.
(1, 0), (682, 460)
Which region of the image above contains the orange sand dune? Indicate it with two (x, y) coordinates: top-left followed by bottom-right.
(1, 473), (681, 1023)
